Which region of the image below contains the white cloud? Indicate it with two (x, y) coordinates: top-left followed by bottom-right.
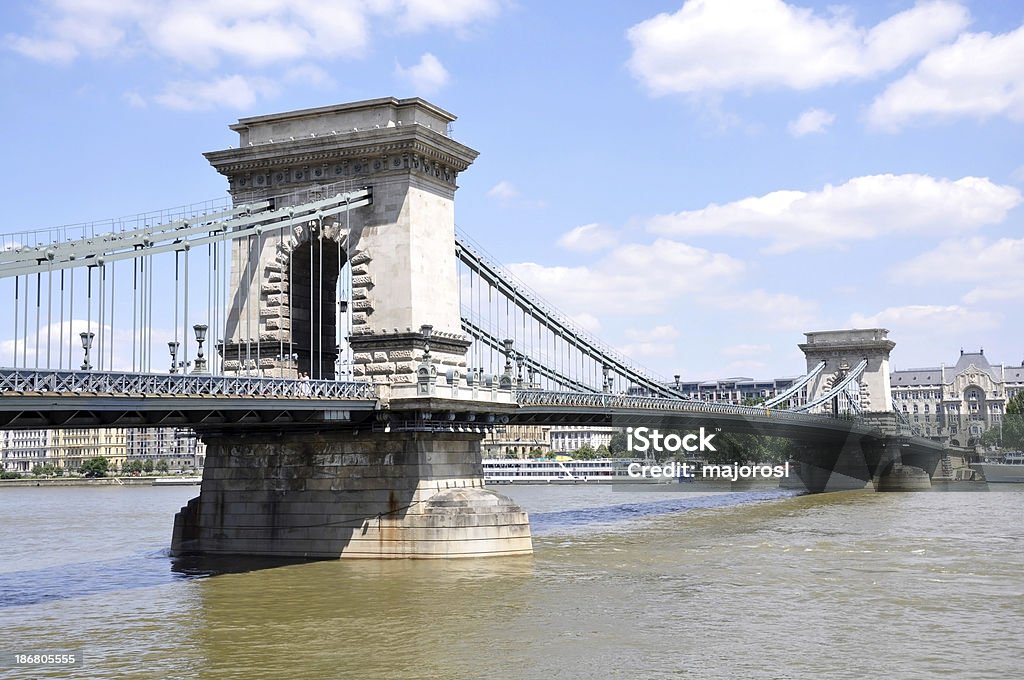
(647, 174), (1021, 253)
(721, 343), (771, 357)
(123, 91), (147, 108)
(618, 341), (678, 360)
(869, 24), (1024, 131)
(618, 325), (681, 360)
(569, 312), (602, 333)
(626, 0), (969, 95)
(148, 12), (315, 68)
(848, 304), (999, 342)
(485, 180), (546, 209)
(963, 283), (1024, 304)
(154, 75), (279, 111)
(487, 180), (520, 201)
(625, 325), (680, 342)
(394, 0), (503, 33)
(284, 63), (335, 89)
(6, 1), (502, 68)
(722, 359), (768, 375)
(508, 239), (745, 316)
(707, 289), (820, 331)
(5, 35), (79, 63)
(4, 1), (502, 110)
(4, 0), (144, 63)
(895, 237), (1024, 303)
(557, 223), (618, 253)
(395, 52), (450, 94)
(788, 108), (835, 136)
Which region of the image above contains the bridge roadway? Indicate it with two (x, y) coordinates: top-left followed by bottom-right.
(0, 369), (944, 450)
(0, 369), (378, 430)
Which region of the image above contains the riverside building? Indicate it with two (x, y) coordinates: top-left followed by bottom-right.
(1, 427), (205, 473)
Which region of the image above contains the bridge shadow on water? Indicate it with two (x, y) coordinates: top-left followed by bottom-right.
(0, 548), (334, 610)
(0, 549), (191, 610)
(523, 488), (802, 535)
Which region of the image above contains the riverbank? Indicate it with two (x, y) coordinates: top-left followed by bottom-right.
(0, 476), (201, 488)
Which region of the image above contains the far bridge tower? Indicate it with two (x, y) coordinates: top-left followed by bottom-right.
(799, 328), (895, 414)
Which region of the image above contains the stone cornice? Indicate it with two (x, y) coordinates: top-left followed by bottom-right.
(799, 340), (895, 354)
(350, 330), (471, 356)
(205, 126), (478, 177)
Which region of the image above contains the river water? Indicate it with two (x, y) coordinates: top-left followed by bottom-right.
(1, 484), (1021, 679)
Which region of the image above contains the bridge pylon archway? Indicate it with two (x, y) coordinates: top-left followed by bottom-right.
(207, 97), (478, 382)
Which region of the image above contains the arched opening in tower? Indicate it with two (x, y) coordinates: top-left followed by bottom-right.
(288, 236), (347, 380)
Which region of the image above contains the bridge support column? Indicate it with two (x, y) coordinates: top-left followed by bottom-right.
(792, 441), (875, 493)
(170, 429), (532, 559)
(871, 439), (933, 491)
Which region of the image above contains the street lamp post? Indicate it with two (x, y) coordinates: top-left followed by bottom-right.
(168, 341), (182, 374)
(192, 324), (209, 374)
(80, 331), (95, 371)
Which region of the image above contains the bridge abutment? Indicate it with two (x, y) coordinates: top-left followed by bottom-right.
(170, 428), (532, 559)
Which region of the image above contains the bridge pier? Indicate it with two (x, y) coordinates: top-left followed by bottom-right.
(170, 428), (532, 559)
(791, 436), (936, 493)
(792, 441), (874, 492)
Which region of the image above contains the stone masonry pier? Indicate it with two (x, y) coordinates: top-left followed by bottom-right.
(171, 428), (532, 559)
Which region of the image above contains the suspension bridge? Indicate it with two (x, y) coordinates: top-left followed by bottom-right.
(0, 97), (945, 560)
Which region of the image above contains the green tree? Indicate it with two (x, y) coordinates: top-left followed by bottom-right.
(701, 433), (792, 466)
(574, 444), (597, 460)
(156, 459), (170, 474)
(31, 464), (45, 476)
(1, 471), (22, 479)
(983, 393), (1024, 452)
(80, 457), (109, 478)
(980, 427), (1003, 449)
(143, 459), (155, 473)
(999, 393), (1024, 451)
(608, 431), (628, 456)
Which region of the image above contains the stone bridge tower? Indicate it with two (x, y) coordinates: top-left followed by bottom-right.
(799, 328), (895, 413)
(204, 97), (475, 381)
(172, 99), (532, 561)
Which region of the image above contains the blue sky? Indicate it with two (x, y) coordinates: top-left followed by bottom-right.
(1, 0), (1022, 380)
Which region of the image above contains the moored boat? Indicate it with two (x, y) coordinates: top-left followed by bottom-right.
(971, 452), (1024, 483)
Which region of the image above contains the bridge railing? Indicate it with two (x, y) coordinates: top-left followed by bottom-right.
(515, 390), (859, 423)
(0, 369), (377, 400)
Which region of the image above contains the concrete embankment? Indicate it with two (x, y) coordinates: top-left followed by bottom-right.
(0, 477), (195, 488)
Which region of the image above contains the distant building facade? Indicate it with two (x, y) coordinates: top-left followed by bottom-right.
(668, 377), (803, 405)
(890, 350), (1024, 445)
(548, 426), (617, 453)
(1, 427), (205, 473)
(1, 430), (53, 471)
(483, 425), (551, 459)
